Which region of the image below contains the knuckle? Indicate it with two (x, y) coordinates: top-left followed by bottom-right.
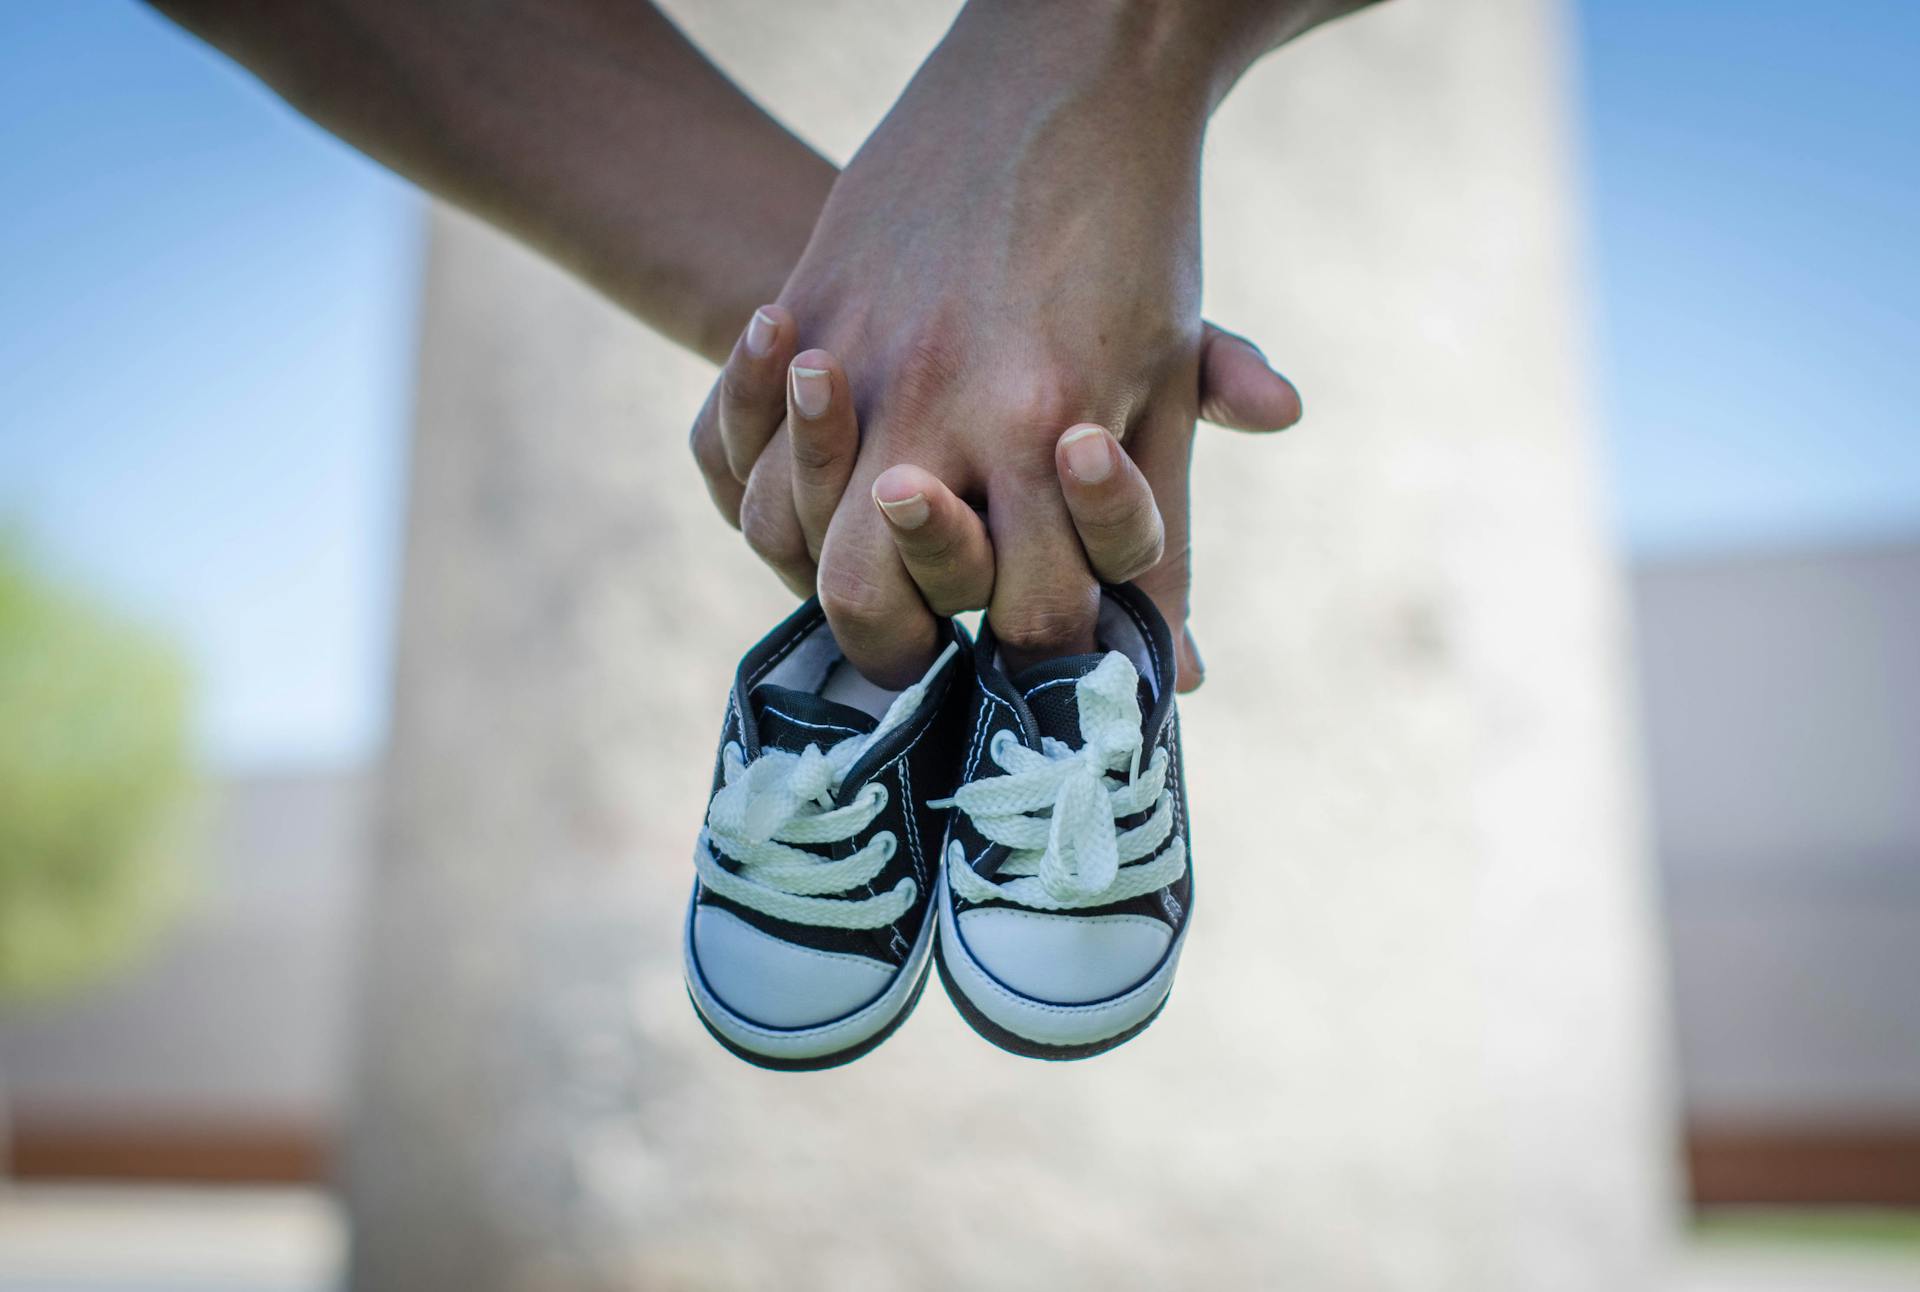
(897, 519), (960, 567)
(1131, 540), (1192, 614)
(925, 568), (991, 615)
(718, 355), (768, 413)
(994, 594), (1097, 657)
(1011, 374), (1092, 438)
(817, 560), (893, 634)
(888, 326), (968, 419)
(788, 423), (844, 477)
(689, 415), (727, 478)
(1108, 530), (1167, 583)
(1079, 508), (1165, 581)
(904, 536), (991, 613)
(740, 495), (804, 570)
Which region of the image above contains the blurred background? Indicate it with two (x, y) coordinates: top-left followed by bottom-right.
(1, 1), (1915, 1289)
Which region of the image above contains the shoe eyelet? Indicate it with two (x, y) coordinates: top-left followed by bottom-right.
(989, 728), (1018, 765)
(875, 831), (898, 861)
(866, 781), (890, 812)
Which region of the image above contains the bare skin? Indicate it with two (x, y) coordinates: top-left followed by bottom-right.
(149, 0), (1381, 689)
(148, 0), (835, 361)
(707, 1), (1375, 686)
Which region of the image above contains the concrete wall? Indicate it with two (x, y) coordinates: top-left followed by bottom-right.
(343, 1), (1676, 1288)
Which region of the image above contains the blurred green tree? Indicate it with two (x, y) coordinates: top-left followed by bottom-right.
(0, 538), (195, 997)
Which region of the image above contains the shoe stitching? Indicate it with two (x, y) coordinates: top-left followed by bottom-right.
(758, 707), (865, 739)
(1111, 592), (1169, 692)
(959, 687), (994, 782)
(744, 618), (816, 690)
(899, 756), (926, 888)
(950, 688), (1012, 894)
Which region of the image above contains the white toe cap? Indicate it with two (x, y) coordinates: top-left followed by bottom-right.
(691, 905), (895, 1028)
(956, 907), (1172, 1005)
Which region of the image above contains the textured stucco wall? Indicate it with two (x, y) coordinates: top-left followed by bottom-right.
(346, 1), (1678, 1287)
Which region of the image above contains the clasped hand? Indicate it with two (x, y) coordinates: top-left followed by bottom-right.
(688, 4), (1308, 691)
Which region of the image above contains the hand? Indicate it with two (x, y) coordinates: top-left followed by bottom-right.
(690, 3), (1301, 688)
(691, 315), (1298, 690)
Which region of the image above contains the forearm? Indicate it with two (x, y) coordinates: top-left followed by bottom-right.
(149, 0), (835, 361)
(943, 0), (1328, 119)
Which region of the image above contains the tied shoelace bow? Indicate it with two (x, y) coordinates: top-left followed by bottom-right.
(697, 641), (958, 931)
(937, 651), (1185, 911)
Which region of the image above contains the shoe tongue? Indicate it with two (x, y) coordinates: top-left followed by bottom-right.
(1009, 653), (1110, 746)
(748, 683), (877, 754)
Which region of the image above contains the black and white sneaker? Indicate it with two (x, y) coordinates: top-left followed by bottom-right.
(684, 600), (968, 1070)
(932, 583), (1192, 1060)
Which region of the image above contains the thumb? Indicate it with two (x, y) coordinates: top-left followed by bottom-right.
(1198, 322), (1303, 433)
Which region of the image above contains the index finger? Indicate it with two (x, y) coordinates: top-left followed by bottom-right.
(815, 457), (945, 691)
(1055, 423), (1165, 585)
(984, 459), (1100, 674)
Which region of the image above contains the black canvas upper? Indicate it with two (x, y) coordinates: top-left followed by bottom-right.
(697, 599), (970, 967)
(943, 583), (1192, 933)
(751, 685), (876, 751)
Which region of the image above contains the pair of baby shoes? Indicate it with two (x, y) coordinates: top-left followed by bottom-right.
(682, 583), (1192, 1069)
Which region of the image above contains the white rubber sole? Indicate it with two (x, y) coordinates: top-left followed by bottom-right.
(933, 869), (1190, 1057)
(682, 881), (935, 1069)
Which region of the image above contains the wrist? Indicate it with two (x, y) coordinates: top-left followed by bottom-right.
(938, 1), (1215, 129)
(950, 0), (1278, 116)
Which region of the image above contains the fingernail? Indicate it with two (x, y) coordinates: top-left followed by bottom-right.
(745, 309), (776, 358)
(791, 365), (831, 419)
(874, 487), (930, 531)
(1061, 424), (1113, 484)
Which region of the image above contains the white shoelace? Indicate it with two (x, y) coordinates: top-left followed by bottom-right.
(937, 651), (1186, 911)
(697, 642), (958, 930)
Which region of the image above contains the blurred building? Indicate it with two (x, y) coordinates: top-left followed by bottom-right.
(1, 3), (1916, 1291)
(1636, 540), (1920, 1205)
(1, 771), (369, 1182)
(0, 0), (1644, 1285)
(4, 542), (1916, 1203)
(5, 4), (1916, 1291)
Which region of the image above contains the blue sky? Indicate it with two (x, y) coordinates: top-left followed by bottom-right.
(2, 2), (1917, 768)
(0, 4), (417, 768)
(1577, 0), (1920, 552)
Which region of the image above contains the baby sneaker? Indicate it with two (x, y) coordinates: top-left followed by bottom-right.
(683, 599), (968, 1070)
(933, 583), (1191, 1060)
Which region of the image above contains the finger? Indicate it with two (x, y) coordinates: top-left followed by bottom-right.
(872, 464), (995, 615)
(1198, 322), (1303, 432)
(689, 382), (744, 528)
(738, 426), (815, 599)
(1119, 408), (1204, 692)
(1055, 423), (1165, 585)
(1136, 538), (1205, 694)
(719, 304), (796, 482)
(984, 460), (1100, 674)
(787, 350), (860, 562)
(1179, 625), (1206, 693)
(816, 487), (942, 691)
